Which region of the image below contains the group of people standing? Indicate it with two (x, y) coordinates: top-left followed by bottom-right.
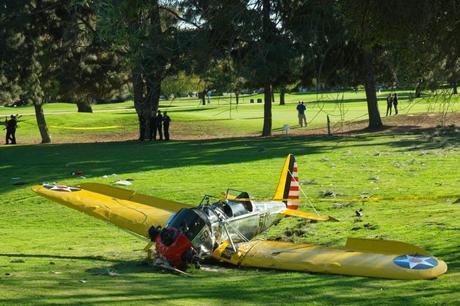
(4, 114), (20, 145)
(149, 110), (171, 141)
(386, 93), (399, 116)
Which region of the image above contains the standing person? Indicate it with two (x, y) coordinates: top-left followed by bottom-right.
(163, 112), (171, 141)
(156, 110), (164, 141)
(393, 93), (399, 115)
(149, 115), (158, 141)
(296, 102), (307, 127)
(5, 115), (19, 144)
(386, 94), (393, 116)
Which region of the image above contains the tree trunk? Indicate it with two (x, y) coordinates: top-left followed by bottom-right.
(280, 87), (286, 105)
(235, 91), (239, 105)
(262, 83), (272, 136)
(271, 87), (275, 103)
(132, 70), (146, 140)
(34, 102), (51, 143)
(362, 51), (383, 130)
(127, 0), (164, 141)
(452, 81), (458, 95)
(76, 99), (93, 113)
(201, 89), (207, 105)
(144, 78), (161, 139)
(261, 0), (272, 136)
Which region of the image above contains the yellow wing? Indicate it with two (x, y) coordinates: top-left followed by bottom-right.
(211, 239), (447, 280)
(32, 183), (191, 238)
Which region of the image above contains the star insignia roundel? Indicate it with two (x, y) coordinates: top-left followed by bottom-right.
(43, 183), (80, 192)
(393, 255), (438, 270)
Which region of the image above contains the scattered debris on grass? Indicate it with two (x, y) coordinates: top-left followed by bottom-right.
(293, 229), (306, 237)
(359, 193), (373, 199)
(102, 174), (118, 178)
(10, 259), (25, 263)
(79, 279), (87, 283)
(363, 223), (379, 230)
(393, 162), (402, 168)
(71, 170), (84, 176)
(106, 268), (120, 276)
(355, 209), (364, 218)
(200, 265), (226, 273)
(368, 175), (380, 181)
(113, 180), (133, 186)
(332, 202), (354, 209)
(320, 190), (337, 198)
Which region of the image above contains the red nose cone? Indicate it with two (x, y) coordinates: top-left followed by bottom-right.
(155, 227), (193, 269)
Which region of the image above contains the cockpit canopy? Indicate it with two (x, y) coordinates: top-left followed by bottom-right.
(167, 208), (207, 241)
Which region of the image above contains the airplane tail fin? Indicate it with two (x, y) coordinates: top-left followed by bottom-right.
(273, 154), (299, 209)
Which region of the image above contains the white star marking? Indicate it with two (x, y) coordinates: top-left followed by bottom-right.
(44, 184), (79, 192)
(394, 255), (436, 269)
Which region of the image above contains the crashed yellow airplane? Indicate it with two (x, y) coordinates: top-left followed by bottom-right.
(33, 154), (447, 280)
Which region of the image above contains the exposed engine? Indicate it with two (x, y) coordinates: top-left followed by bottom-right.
(148, 191), (285, 270)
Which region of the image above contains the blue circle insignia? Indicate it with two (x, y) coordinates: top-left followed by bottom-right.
(393, 255), (438, 270)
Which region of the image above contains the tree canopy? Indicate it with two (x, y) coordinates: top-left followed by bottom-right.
(1, 0), (458, 140)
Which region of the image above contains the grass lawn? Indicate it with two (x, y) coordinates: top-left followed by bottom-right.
(0, 89), (459, 305)
(1, 89), (459, 144)
(0, 117), (459, 304)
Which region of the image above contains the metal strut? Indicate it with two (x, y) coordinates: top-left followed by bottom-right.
(222, 221), (237, 252)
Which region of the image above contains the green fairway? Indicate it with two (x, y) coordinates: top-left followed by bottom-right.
(0, 124), (459, 304)
(1, 90), (459, 144)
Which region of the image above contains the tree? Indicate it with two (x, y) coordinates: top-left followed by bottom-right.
(187, 1), (296, 135)
(97, 0), (202, 140)
(0, 0), (66, 143)
(161, 72), (201, 99)
(55, 2), (130, 113)
(1, 0), (127, 143)
(342, 0), (459, 117)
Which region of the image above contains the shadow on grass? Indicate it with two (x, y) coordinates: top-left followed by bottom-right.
(2, 257), (456, 305)
(0, 253), (124, 263)
(0, 135), (365, 194)
(0, 127), (458, 194)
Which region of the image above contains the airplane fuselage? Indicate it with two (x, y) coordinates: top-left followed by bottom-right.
(165, 198), (288, 257)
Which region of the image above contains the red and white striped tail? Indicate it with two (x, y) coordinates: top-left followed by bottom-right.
(287, 161), (299, 209)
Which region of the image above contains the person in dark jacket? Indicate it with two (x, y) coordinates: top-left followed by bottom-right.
(296, 102), (307, 127)
(393, 93), (398, 115)
(163, 112), (171, 141)
(149, 115), (157, 141)
(5, 115), (20, 144)
(386, 94), (393, 116)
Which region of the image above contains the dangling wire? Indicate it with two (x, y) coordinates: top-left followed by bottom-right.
(288, 169), (319, 215)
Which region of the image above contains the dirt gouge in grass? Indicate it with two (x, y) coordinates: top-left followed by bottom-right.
(32, 154), (447, 280)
